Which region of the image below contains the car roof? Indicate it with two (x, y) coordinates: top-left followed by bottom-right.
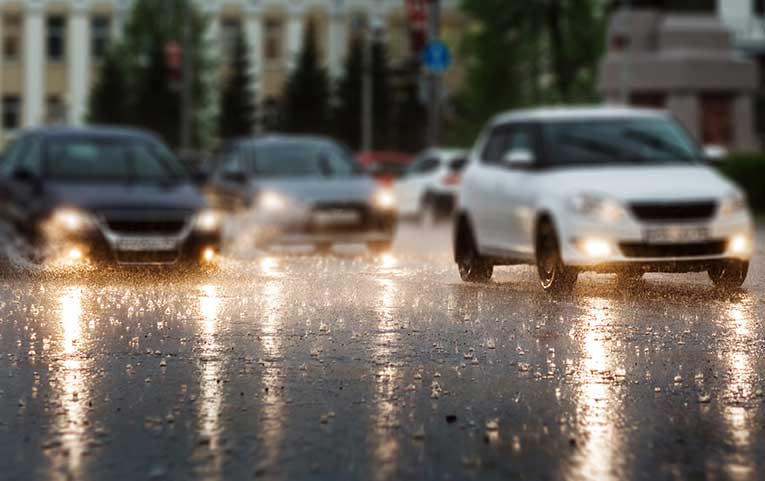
(23, 125), (161, 142)
(227, 133), (340, 149)
(491, 105), (670, 126)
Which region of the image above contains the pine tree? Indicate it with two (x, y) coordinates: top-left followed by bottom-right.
(332, 35), (363, 149)
(219, 27), (257, 139)
(371, 38), (392, 150)
(132, 35), (181, 145)
(88, 48), (130, 125)
(280, 21), (331, 134)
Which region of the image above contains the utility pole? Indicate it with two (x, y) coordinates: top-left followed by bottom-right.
(180, 1), (194, 153)
(426, 0), (441, 148)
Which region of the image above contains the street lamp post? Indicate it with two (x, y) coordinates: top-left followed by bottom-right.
(180, 1), (194, 153)
(426, 0), (442, 148)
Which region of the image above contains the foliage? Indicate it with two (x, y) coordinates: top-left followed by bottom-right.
(280, 21), (331, 134)
(87, 47), (130, 125)
(87, 0), (216, 149)
(718, 153), (765, 212)
(451, 0), (606, 142)
(219, 26), (257, 139)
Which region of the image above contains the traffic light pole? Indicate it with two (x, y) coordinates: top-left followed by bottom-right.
(426, 0), (441, 148)
(362, 23), (373, 153)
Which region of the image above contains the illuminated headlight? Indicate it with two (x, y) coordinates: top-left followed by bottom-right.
(259, 191), (290, 211)
(372, 189), (396, 210)
(51, 208), (94, 232)
(719, 191), (747, 216)
(728, 234), (753, 257)
(569, 193), (626, 223)
(195, 210), (223, 232)
(578, 238), (613, 258)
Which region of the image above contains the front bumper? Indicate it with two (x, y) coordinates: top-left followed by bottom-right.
(44, 225), (222, 267)
(558, 212), (754, 272)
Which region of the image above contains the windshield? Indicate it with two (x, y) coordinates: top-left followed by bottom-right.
(544, 118), (703, 166)
(248, 142), (362, 178)
(44, 136), (189, 182)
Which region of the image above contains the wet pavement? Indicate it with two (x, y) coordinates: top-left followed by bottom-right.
(1, 223), (764, 481)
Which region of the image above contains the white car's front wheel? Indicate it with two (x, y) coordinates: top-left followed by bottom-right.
(708, 260), (748, 290)
(536, 219), (577, 294)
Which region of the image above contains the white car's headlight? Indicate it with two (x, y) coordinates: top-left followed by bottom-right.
(195, 209), (224, 232)
(51, 208), (94, 232)
(258, 191), (291, 211)
(569, 193), (626, 223)
(719, 191), (747, 216)
(372, 189), (396, 210)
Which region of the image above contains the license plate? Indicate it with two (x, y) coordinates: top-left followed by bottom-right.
(115, 237), (179, 252)
(643, 226), (709, 244)
(313, 210), (360, 226)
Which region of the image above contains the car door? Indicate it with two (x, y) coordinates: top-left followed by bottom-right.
(0, 135), (43, 234)
(468, 125), (510, 250)
(395, 154), (439, 216)
(492, 124), (540, 257)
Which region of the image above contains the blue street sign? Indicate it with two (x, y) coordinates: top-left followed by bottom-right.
(423, 40), (451, 74)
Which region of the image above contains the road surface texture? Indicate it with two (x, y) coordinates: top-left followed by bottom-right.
(1, 223), (764, 481)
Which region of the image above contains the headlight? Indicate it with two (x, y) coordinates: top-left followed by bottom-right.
(51, 208), (94, 232)
(569, 193), (626, 223)
(195, 209), (223, 232)
(719, 191), (747, 216)
(372, 189), (396, 210)
(259, 191), (290, 211)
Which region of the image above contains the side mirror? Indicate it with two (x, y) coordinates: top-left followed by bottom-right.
(502, 149), (535, 168)
(703, 145), (728, 164)
(223, 171), (248, 184)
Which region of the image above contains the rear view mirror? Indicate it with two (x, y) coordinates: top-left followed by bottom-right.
(703, 145), (728, 164)
(502, 149), (535, 168)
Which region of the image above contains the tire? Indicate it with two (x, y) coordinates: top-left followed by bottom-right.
(708, 260), (748, 289)
(535, 218), (577, 294)
(368, 240), (393, 254)
(419, 195), (437, 226)
(455, 217), (493, 283)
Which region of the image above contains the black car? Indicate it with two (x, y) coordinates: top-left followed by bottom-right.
(0, 127), (222, 267)
(204, 135), (397, 253)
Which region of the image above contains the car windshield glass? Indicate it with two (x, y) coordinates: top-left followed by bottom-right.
(250, 142), (362, 177)
(44, 136), (188, 182)
(544, 118), (702, 166)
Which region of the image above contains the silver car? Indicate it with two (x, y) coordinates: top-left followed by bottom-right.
(204, 135), (397, 253)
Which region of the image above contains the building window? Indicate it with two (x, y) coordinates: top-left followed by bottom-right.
(221, 18), (241, 65)
(91, 16), (111, 60)
(2, 15), (22, 62)
(264, 19), (283, 62)
(47, 16), (66, 62)
(46, 95), (66, 124)
(2, 96), (21, 131)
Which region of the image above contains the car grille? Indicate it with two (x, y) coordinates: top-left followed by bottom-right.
(106, 220), (187, 235)
(115, 251), (180, 264)
(629, 201), (717, 223)
(619, 241), (727, 258)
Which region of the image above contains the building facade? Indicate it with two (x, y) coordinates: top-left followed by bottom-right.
(0, 0), (465, 146)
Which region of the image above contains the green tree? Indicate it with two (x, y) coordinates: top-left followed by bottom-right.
(280, 21), (331, 134)
(371, 38), (393, 150)
(333, 35), (363, 149)
(88, 47), (130, 125)
(87, 0), (216, 149)
(219, 27), (257, 138)
(453, 0), (605, 140)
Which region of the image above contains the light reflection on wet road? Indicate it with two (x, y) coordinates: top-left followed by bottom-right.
(0, 224), (764, 481)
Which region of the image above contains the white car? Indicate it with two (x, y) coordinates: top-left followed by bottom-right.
(455, 107), (754, 293)
(395, 148), (468, 221)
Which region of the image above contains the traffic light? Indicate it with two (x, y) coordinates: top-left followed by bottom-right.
(165, 41), (183, 83)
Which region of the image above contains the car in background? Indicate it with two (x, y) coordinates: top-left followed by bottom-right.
(0, 127), (223, 268)
(454, 107), (754, 293)
(394, 148), (468, 222)
(356, 151), (414, 187)
(204, 135), (397, 253)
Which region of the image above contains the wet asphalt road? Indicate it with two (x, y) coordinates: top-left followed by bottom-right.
(1, 223), (765, 481)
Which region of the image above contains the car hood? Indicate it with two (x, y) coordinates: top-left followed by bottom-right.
(544, 165), (739, 202)
(250, 177), (378, 204)
(45, 182), (206, 214)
